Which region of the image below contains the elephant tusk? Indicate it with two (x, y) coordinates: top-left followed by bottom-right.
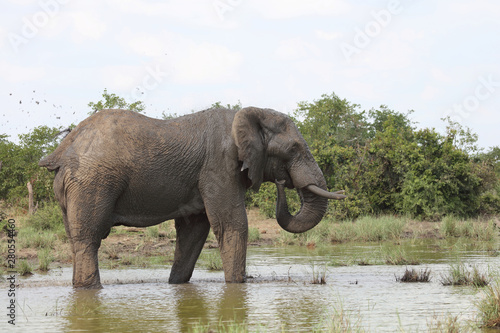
(305, 184), (347, 200)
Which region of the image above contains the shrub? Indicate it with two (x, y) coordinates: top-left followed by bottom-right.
(477, 279), (500, 328)
(248, 227), (260, 243)
(396, 268), (431, 283)
(38, 248), (54, 271)
(440, 263), (490, 287)
(18, 260), (33, 276)
(24, 201), (63, 232)
(200, 250), (223, 271)
(19, 228), (57, 249)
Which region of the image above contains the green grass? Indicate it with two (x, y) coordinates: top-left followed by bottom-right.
(426, 313), (463, 332)
(18, 227), (57, 249)
(440, 263), (490, 287)
(189, 319), (251, 333)
(37, 248), (54, 271)
(23, 201), (64, 233)
(396, 267), (431, 283)
(440, 216), (498, 241)
(199, 250), (223, 271)
(17, 260), (33, 276)
(477, 279), (500, 328)
(329, 215), (407, 243)
(381, 245), (420, 265)
(275, 215), (408, 247)
(248, 227), (261, 243)
(310, 263), (328, 284)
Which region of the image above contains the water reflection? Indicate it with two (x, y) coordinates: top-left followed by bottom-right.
(11, 241), (500, 332)
(64, 289), (105, 332)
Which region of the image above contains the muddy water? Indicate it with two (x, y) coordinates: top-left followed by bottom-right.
(2, 240), (499, 332)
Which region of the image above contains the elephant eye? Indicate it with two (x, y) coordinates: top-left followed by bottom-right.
(288, 142), (300, 155)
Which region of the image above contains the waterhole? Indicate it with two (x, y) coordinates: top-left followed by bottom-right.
(2, 239), (498, 332)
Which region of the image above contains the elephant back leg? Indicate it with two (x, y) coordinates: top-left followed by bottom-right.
(63, 186), (118, 289)
(169, 214), (211, 284)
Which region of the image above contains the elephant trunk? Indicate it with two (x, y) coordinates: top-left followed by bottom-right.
(275, 180), (330, 234)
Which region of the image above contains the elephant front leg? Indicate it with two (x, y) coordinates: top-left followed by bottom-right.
(216, 224), (248, 283)
(71, 240), (102, 289)
(204, 204), (248, 283)
(169, 214), (211, 284)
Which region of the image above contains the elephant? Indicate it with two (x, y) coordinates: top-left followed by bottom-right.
(39, 107), (346, 289)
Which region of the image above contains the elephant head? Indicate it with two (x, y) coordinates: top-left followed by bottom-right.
(232, 107), (345, 234)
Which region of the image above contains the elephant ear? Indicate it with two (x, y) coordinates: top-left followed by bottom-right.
(232, 107), (277, 191)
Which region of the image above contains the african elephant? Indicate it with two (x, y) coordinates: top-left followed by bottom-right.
(39, 107), (346, 289)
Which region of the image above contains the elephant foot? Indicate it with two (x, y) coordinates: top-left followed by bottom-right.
(74, 282), (103, 290)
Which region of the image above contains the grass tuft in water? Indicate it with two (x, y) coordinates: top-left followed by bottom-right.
(18, 227), (57, 249)
(440, 216), (498, 241)
(329, 215), (407, 243)
(477, 279), (500, 329)
(310, 263), (328, 285)
(248, 227), (261, 243)
(441, 263), (490, 287)
(396, 267), (431, 283)
(38, 247), (54, 271)
(381, 245), (420, 265)
(199, 250), (223, 271)
(18, 260), (33, 276)
(189, 319), (251, 333)
(317, 299), (365, 333)
(427, 313), (463, 333)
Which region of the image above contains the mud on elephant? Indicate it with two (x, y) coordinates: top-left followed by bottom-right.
(39, 107), (346, 289)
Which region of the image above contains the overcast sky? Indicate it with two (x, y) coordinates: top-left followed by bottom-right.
(1, 0), (499, 149)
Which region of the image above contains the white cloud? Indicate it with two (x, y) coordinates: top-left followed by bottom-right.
(421, 85), (440, 101)
(107, 0), (220, 27)
(0, 61), (45, 82)
(274, 37), (321, 61)
(250, 0), (350, 19)
(175, 42), (242, 84)
(121, 31), (242, 85)
(70, 11), (106, 41)
(127, 34), (166, 57)
(431, 68), (454, 83)
(315, 29), (342, 41)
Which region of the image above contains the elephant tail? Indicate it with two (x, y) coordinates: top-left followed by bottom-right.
(39, 127), (77, 171)
(38, 154), (60, 171)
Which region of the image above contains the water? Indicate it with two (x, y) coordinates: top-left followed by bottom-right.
(2, 240), (498, 332)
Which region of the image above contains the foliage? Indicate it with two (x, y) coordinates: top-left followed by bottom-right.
(210, 100), (242, 111)
(88, 88), (145, 115)
(24, 200), (64, 232)
(0, 126), (62, 204)
(396, 268), (431, 283)
(440, 263), (490, 287)
(477, 279), (500, 328)
(250, 92), (500, 220)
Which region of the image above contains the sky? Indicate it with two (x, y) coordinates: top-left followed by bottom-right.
(1, 0), (499, 149)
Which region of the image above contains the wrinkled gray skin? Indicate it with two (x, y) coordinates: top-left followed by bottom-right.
(39, 107), (345, 289)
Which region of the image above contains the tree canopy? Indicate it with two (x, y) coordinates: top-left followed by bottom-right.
(1, 92), (499, 219)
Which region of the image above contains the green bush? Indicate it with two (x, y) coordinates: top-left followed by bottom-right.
(246, 183), (301, 219)
(24, 201), (63, 232)
(247, 92), (499, 220)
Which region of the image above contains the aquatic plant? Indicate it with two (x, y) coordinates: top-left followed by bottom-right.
(477, 279), (500, 328)
(310, 263), (328, 285)
(381, 245), (420, 265)
(17, 260), (33, 276)
(396, 267), (431, 283)
(248, 227), (261, 243)
(38, 247), (54, 272)
(441, 263), (490, 287)
(18, 227), (57, 249)
(200, 250), (223, 271)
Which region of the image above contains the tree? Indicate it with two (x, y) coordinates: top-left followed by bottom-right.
(88, 88), (146, 115)
(0, 126), (62, 205)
